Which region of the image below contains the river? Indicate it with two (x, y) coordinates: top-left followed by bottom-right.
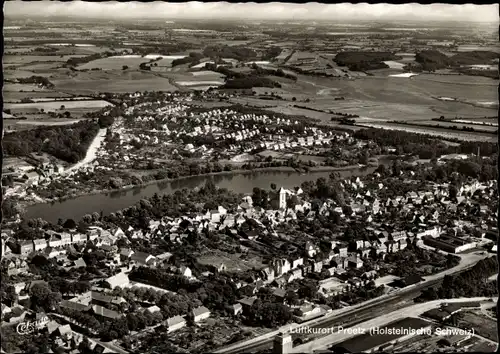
(24, 166), (381, 223)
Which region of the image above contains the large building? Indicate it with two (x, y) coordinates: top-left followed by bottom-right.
(423, 235), (477, 253)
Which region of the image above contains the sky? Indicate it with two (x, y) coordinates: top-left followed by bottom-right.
(4, 2), (499, 23)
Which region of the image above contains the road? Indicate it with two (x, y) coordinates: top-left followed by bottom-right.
(92, 339), (129, 354)
(213, 253), (490, 354)
(292, 297), (497, 353)
(63, 128), (107, 174)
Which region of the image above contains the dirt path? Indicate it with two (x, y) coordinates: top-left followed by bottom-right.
(64, 128), (107, 174)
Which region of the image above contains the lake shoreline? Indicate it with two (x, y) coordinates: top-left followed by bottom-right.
(20, 163), (373, 210)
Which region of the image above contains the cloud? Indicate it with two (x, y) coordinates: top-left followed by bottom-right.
(5, 1), (499, 23)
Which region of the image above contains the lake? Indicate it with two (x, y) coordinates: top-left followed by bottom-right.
(24, 167), (379, 223)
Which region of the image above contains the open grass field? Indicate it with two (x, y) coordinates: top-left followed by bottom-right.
(197, 251), (264, 272)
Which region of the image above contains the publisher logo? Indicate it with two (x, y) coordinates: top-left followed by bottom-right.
(16, 316), (49, 335)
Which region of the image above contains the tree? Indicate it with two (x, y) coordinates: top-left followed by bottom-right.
(122, 65), (129, 70)
(64, 111), (71, 118)
(285, 290), (300, 306)
(292, 97), (297, 101)
(60, 105), (65, 110)
(63, 219), (77, 229)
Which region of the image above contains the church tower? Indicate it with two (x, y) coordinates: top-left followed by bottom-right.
(278, 187), (287, 210)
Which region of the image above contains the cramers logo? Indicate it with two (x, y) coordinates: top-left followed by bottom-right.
(16, 316), (49, 335)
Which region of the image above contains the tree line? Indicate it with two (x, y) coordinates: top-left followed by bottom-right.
(416, 256), (498, 301)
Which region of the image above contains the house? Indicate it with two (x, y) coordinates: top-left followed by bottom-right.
(91, 305), (122, 319)
(179, 266), (192, 278)
(60, 300), (91, 312)
(208, 261), (226, 273)
(1, 304), (11, 315)
(166, 315), (186, 333)
(347, 256), (363, 269)
(260, 266), (275, 282)
(294, 304), (323, 322)
(33, 239), (48, 251)
(60, 233), (72, 247)
(272, 258), (291, 277)
(104, 272), (130, 289)
(57, 324), (73, 341)
(226, 303), (243, 316)
(131, 252), (156, 266)
(119, 248), (134, 261)
(71, 233), (87, 244)
(273, 288), (287, 301)
(146, 305), (161, 314)
(237, 296), (257, 312)
(192, 306), (211, 322)
(72, 258), (87, 269)
(17, 241), (34, 255)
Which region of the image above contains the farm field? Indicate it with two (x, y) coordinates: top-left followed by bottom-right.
(3, 54), (87, 64)
(77, 57), (152, 70)
(18, 62), (64, 71)
(176, 80), (225, 86)
(281, 74), (499, 120)
(4, 83), (50, 92)
(4, 91), (74, 102)
(4, 69), (51, 79)
(52, 76), (178, 93)
(451, 118), (498, 125)
(411, 120), (499, 132)
(268, 105), (333, 122)
(4, 100), (112, 111)
(15, 119), (82, 127)
(356, 122), (497, 142)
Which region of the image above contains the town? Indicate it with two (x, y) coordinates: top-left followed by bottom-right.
(1, 151), (498, 352)
(1, 3), (499, 354)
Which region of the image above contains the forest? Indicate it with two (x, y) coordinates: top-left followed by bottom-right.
(353, 128), (498, 158)
(3, 120), (100, 163)
(334, 51), (400, 71)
